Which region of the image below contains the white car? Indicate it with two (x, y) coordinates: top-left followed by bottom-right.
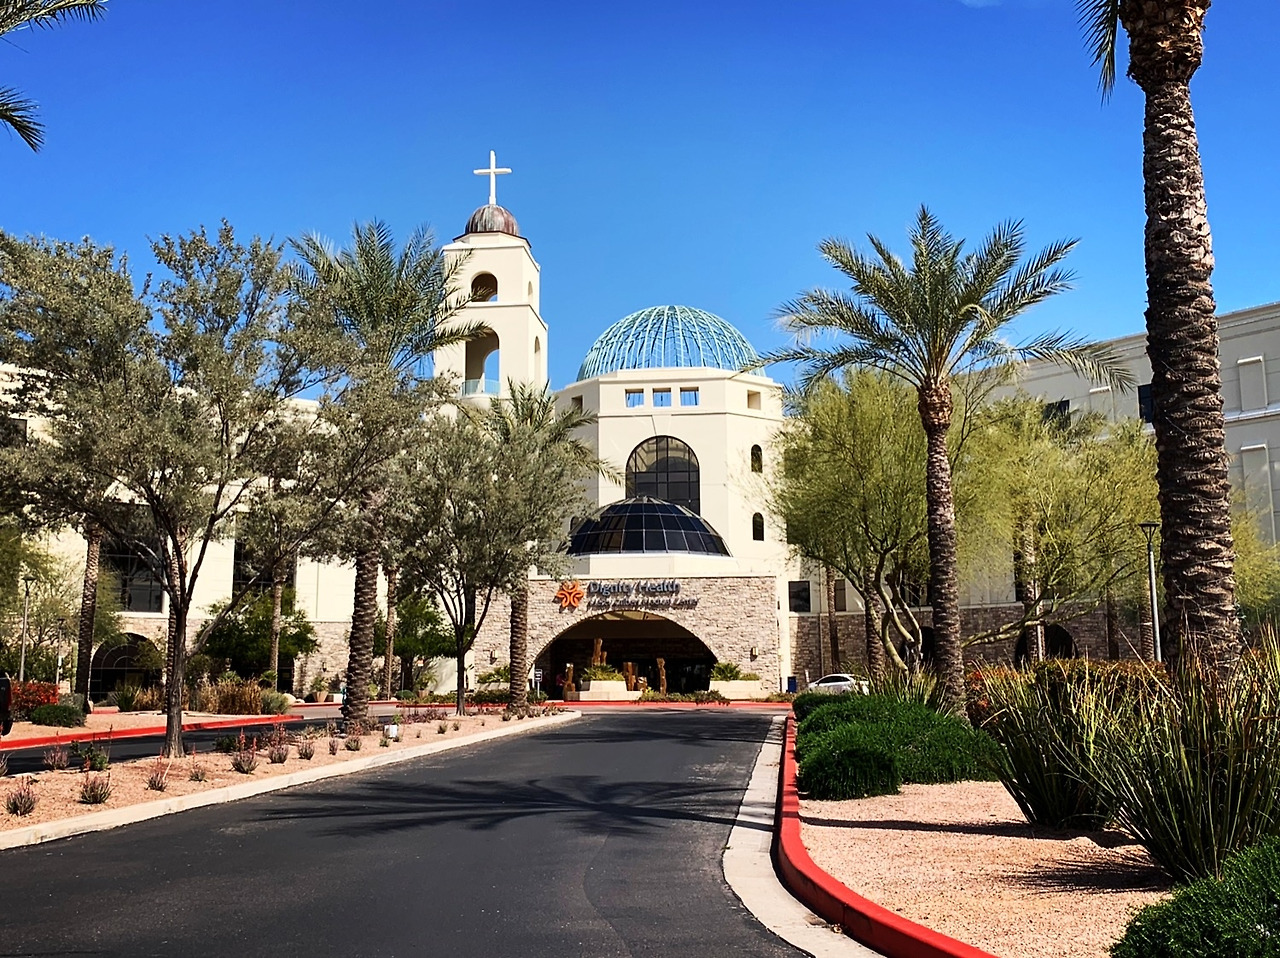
(810, 673), (870, 694)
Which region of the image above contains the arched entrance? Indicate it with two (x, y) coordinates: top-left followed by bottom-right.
(89, 633), (163, 699)
(535, 611), (716, 697)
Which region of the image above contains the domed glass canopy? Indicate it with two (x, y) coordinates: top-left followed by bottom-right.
(576, 305), (759, 381)
(567, 497), (731, 557)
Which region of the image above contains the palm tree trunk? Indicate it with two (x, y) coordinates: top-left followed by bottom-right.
(381, 565), (399, 699)
(1125, 4), (1239, 675)
(917, 383), (965, 716)
(509, 583), (529, 709)
(343, 545), (380, 724)
(74, 521), (102, 701)
(269, 574), (284, 692)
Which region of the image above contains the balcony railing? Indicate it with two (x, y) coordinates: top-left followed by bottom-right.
(461, 378), (498, 397)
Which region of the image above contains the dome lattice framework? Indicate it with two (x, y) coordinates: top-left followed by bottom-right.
(577, 305), (759, 381)
(567, 497), (731, 557)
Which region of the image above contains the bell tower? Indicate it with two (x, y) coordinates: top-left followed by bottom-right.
(433, 151), (549, 401)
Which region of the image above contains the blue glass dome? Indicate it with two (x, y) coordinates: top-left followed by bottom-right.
(567, 497), (731, 557)
(576, 305), (759, 381)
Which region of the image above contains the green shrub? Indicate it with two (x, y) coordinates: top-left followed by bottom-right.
(793, 690), (841, 722)
(796, 696), (999, 798)
(636, 689), (729, 704)
(210, 678), (265, 715)
(107, 684), (141, 712)
(978, 664), (1117, 830)
(29, 704), (86, 728)
(1091, 643), (1280, 881)
(259, 691), (290, 715)
(797, 722), (901, 800)
(1111, 837), (1280, 958)
(476, 664), (511, 684)
(582, 665), (624, 682)
(869, 668), (945, 712)
(710, 662), (743, 681)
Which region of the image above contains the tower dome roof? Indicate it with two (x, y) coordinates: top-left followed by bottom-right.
(465, 204), (520, 237)
(576, 305), (759, 381)
(567, 497), (731, 557)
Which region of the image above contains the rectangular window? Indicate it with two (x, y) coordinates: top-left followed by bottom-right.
(1138, 383), (1154, 424)
(680, 387), (699, 407)
(833, 578), (847, 612)
(747, 390), (762, 410)
(653, 388), (672, 407)
(625, 389), (644, 408)
(233, 538), (297, 597)
(102, 514), (166, 614)
(570, 395), (583, 412)
(1239, 356), (1267, 411)
(788, 580), (812, 614)
(1241, 444), (1276, 542)
(1088, 384), (1114, 418)
(1041, 399), (1069, 427)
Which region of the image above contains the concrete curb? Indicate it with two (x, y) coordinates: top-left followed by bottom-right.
(724, 715), (878, 957)
(0, 714), (298, 753)
(774, 715), (1000, 958)
(0, 710), (581, 852)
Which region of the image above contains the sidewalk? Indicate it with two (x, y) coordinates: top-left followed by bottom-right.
(0, 712), (295, 752)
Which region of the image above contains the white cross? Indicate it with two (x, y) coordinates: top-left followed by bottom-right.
(473, 150), (512, 206)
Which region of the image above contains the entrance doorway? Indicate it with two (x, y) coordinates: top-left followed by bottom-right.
(536, 611), (716, 698)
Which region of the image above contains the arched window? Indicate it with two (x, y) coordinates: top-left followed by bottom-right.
(750, 444), (763, 473)
(470, 272), (498, 302)
(752, 512), (765, 541)
(626, 436), (700, 514)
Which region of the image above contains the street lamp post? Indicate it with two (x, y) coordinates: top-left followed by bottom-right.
(54, 616), (66, 688)
(1138, 522), (1162, 663)
(18, 574), (35, 683)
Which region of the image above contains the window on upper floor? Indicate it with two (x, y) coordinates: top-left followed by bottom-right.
(752, 512), (765, 541)
(750, 444), (763, 473)
(653, 388), (672, 407)
(625, 389), (644, 408)
(1042, 399), (1070, 429)
(626, 435), (700, 514)
(788, 580), (812, 614)
(470, 272), (498, 302)
(571, 395), (583, 412)
(834, 577), (847, 612)
(680, 387), (699, 407)
(1239, 356), (1268, 411)
(233, 538), (297, 598)
(747, 390), (762, 410)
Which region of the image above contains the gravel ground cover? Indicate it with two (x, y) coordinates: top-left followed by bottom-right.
(800, 780), (1172, 958)
(1, 710), (250, 744)
(0, 712), (525, 831)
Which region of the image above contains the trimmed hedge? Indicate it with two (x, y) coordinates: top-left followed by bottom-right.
(1111, 837), (1280, 958)
(796, 695), (1000, 800)
(28, 703), (86, 728)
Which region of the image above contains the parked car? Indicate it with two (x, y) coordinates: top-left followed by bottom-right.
(809, 673), (869, 695)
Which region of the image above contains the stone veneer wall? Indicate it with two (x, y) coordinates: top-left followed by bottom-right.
(787, 604), (1141, 690)
(471, 576), (782, 690)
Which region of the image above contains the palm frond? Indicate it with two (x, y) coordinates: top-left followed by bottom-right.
(1077, 0), (1123, 97)
(0, 0), (106, 34)
(0, 86), (42, 151)
(1013, 329), (1136, 391)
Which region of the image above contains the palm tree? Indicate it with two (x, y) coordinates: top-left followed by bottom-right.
(479, 381), (610, 709)
(1, 1), (105, 151)
(289, 220), (480, 723)
(1078, 1), (1238, 672)
(764, 207), (1131, 715)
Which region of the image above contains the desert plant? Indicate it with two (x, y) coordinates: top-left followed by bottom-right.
(79, 773), (111, 804)
(145, 757), (170, 792)
(5, 780), (37, 816)
(343, 735), (362, 751)
(230, 732), (258, 774)
(9, 681), (59, 719)
(133, 686), (163, 711)
(260, 690), (290, 715)
(297, 738), (315, 760)
(582, 665), (624, 682)
(267, 743), (289, 764)
(211, 678), (266, 715)
(500, 711), (511, 722)
(29, 704), (86, 728)
(437, 722), (447, 734)
(213, 734), (239, 754)
(106, 684), (141, 712)
(476, 663), (511, 685)
(1111, 836), (1280, 958)
(69, 739), (109, 772)
(378, 731), (391, 747)
(710, 662), (743, 681)
(1088, 640), (1280, 881)
(327, 737), (339, 755)
(188, 753), (208, 782)
(797, 722), (901, 800)
(451, 720), (460, 731)
(0, 753), (6, 777)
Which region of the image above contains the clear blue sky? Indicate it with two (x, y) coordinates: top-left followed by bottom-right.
(3, 0), (1278, 389)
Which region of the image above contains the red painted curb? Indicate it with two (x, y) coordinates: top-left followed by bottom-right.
(0, 714), (297, 752)
(774, 716), (1001, 958)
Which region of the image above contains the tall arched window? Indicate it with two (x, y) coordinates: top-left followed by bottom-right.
(626, 436), (700, 514)
(752, 512), (765, 541)
(750, 444), (763, 473)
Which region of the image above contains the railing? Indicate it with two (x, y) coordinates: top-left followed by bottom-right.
(461, 378), (498, 396)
